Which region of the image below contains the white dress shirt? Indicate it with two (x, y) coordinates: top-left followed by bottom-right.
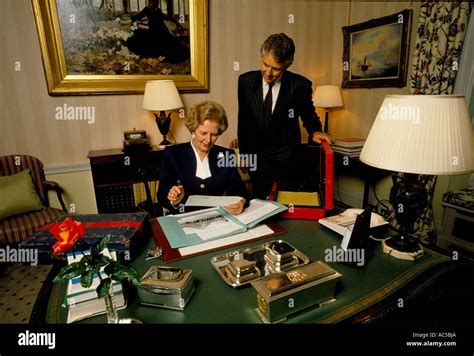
(262, 78), (281, 113)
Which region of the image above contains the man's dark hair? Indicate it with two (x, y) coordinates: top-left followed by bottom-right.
(260, 33), (295, 68)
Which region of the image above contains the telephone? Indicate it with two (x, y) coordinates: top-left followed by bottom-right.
(318, 208), (389, 236)
(123, 129), (151, 153)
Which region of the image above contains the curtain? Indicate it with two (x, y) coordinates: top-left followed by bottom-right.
(410, 1), (471, 95)
(393, 1), (471, 244)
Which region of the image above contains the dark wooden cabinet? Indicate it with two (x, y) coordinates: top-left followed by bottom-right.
(333, 152), (390, 208)
(88, 148), (163, 213)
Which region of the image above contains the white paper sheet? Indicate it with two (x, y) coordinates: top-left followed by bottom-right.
(178, 209), (243, 240)
(178, 225), (274, 256)
(233, 199), (279, 226)
(185, 195), (243, 207)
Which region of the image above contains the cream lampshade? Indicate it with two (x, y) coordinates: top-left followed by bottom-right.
(313, 85), (343, 134)
(360, 95), (473, 175)
(360, 95), (473, 260)
(143, 80), (184, 146)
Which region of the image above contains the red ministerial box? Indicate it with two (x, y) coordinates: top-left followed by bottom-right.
(267, 141), (333, 220)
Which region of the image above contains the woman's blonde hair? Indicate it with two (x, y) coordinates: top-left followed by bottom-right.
(185, 101), (228, 135)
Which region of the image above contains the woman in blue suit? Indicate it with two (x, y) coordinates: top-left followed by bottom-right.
(158, 101), (250, 215)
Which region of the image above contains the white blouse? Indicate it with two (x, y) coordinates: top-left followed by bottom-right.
(190, 142), (211, 180)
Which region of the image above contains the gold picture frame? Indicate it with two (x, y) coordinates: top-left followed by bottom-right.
(31, 0), (208, 95)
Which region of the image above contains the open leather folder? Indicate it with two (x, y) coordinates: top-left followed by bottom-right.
(151, 219), (286, 263)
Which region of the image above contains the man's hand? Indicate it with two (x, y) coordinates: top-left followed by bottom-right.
(312, 132), (332, 144)
(224, 198), (246, 215)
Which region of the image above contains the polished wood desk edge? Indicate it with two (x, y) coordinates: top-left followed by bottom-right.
(344, 260), (474, 324)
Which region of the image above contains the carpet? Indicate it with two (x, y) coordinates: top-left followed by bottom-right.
(0, 263), (52, 323)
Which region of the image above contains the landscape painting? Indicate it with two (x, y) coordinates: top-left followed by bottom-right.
(342, 9), (412, 88)
(32, 0), (208, 95)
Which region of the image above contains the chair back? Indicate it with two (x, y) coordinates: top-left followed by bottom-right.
(0, 155), (47, 204)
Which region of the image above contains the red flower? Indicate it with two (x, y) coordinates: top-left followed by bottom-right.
(50, 217), (86, 255)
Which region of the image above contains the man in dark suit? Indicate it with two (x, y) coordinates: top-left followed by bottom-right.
(238, 33), (331, 199)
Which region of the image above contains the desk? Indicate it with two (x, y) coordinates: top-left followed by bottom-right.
(44, 218), (472, 325)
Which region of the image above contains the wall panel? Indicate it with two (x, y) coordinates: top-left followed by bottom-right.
(1, 0), (419, 168)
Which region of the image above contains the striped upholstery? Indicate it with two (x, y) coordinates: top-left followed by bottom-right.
(0, 208), (64, 245)
(0, 155), (66, 245)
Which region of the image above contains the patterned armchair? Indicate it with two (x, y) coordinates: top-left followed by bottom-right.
(0, 155), (67, 245)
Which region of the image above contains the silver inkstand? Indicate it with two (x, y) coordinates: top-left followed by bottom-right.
(251, 261), (342, 323)
(138, 266), (195, 310)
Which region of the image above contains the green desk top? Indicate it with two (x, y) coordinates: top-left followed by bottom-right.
(47, 219), (450, 324)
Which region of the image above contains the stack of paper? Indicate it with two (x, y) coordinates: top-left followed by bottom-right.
(319, 208), (389, 236)
(332, 138), (366, 157)
(64, 249), (126, 323)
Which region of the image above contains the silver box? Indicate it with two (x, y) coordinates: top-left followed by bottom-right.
(138, 266), (195, 310)
(251, 261), (342, 323)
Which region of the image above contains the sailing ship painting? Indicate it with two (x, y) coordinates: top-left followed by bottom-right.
(342, 9), (412, 88)
(350, 22), (403, 80)
(358, 56), (372, 77)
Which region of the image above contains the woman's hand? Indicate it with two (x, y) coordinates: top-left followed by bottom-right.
(224, 198), (246, 215)
(168, 185), (184, 207)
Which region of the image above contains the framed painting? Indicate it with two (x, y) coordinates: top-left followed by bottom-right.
(31, 0), (208, 95)
(342, 9), (412, 89)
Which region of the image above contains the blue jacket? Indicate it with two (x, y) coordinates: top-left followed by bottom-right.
(157, 143), (250, 212)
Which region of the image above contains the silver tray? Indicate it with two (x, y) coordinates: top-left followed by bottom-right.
(210, 240), (310, 288)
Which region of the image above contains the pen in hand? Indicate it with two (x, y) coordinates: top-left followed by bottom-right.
(176, 180), (183, 194)
(168, 179), (184, 206)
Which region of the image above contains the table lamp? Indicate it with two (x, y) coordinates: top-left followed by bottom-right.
(313, 85), (343, 134)
(143, 80), (184, 146)
(360, 95), (473, 260)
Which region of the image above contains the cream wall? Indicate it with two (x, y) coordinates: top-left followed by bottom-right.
(1, 0), (436, 216)
(46, 170), (97, 213)
(0, 0), (419, 163)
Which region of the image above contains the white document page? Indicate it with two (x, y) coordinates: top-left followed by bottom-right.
(185, 195), (243, 207)
(341, 224), (355, 251)
(234, 199), (279, 226)
(178, 209), (243, 240)
(179, 224), (274, 256)
(319, 209), (389, 236)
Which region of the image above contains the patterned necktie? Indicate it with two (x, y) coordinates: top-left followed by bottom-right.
(263, 82), (274, 127)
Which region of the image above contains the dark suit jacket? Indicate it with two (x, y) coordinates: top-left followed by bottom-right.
(237, 70), (322, 161)
(157, 143), (250, 212)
